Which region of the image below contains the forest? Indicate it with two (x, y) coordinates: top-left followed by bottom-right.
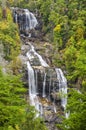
(0, 0), (86, 130)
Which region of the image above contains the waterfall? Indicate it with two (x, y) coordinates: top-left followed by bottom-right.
(42, 72), (46, 97)
(13, 8), (38, 36)
(53, 82), (57, 113)
(49, 75), (52, 100)
(35, 70), (38, 94)
(15, 13), (18, 23)
(26, 42), (49, 67)
(27, 61), (43, 116)
(24, 9), (38, 30)
(26, 43), (49, 115)
(55, 68), (67, 110)
(27, 61), (36, 95)
(26, 44), (68, 116)
(13, 7), (68, 119)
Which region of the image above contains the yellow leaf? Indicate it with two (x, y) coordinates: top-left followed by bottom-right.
(54, 24), (61, 32)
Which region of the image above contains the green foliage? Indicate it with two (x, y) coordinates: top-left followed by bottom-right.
(7, 0), (40, 10)
(20, 110), (47, 130)
(9, 57), (22, 75)
(0, 7), (20, 60)
(58, 89), (86, 130)
(38, 0), (52, 24)
(0, 68), (26, 129)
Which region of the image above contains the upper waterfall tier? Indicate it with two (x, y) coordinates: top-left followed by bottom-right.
(12, 8), (38, 35)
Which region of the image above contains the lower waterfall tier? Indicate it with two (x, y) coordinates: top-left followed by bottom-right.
(19, 40), (67, 118)
(25, 42), (67, 118)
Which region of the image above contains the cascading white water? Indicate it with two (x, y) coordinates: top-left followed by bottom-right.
(26, 42), (49, 67)
(27, 61), (36, 95)
(55, 68), (67, 110)
(27, 61), (43, 116)
(24, 9), (38, 30)
(15, 13), (17, 23)
(13, 8), (38, 36)
(53, 82), (57, 113)
(26, 42), (49, 115)
(42, 72), (46, 97)
(26, 42), (67, 116)
(49, 75), (52, 100)
(35, 70), (38, 94)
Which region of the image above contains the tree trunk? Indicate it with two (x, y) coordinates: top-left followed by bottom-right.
(2, 8), (7, 19)
(1, 0), (7, 19)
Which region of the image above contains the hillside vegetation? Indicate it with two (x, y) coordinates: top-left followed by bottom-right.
(0, 0), (86, 130)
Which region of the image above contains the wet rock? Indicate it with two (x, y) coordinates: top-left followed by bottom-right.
(21, 45), (29, 55)
(43, 106), (62, 130)
(51, 92), (61, 101)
